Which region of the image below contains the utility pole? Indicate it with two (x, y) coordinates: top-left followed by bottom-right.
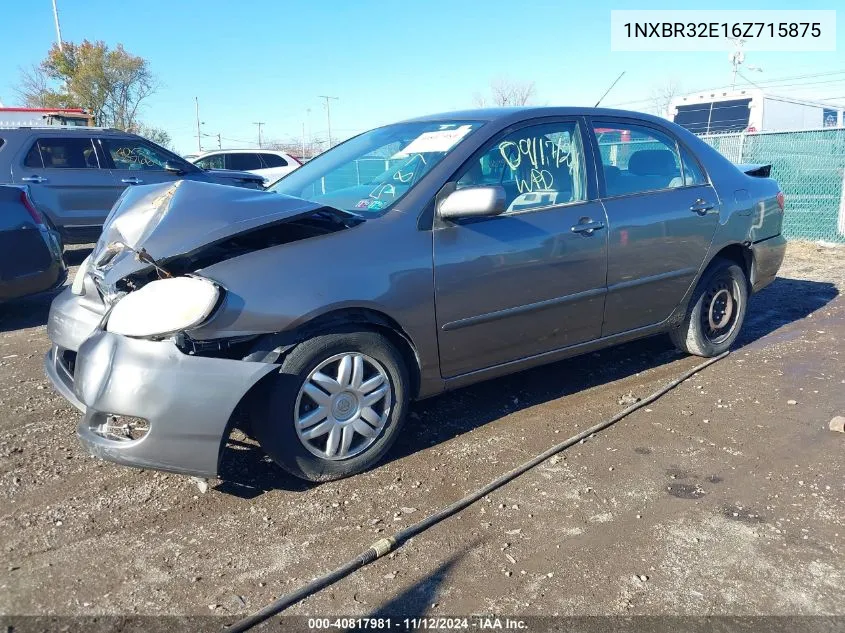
(301, 121), (306, 159)
(253, 122), (265, 148)
(51, 0), (64, 52)
(728, 38), (746, 90)
(195, 97), (204, 152)
(318, 95), (339, 149)
(216, 133), (222, 150)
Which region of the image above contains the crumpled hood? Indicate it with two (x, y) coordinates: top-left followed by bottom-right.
(91, 179), (322, 284)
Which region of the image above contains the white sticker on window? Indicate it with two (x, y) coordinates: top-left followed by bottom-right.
(393, 125), (473, 157)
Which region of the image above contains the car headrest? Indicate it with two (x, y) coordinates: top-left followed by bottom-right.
(628, 150), (678, 176)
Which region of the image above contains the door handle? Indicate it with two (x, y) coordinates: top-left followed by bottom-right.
(121, 177), (144, 185)
(20, 176), (47, 183)
(570, 219), (605, 235)
(690, 199), (715, 215)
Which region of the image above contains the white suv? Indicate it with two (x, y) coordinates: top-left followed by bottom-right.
(191, 149), (300, 185)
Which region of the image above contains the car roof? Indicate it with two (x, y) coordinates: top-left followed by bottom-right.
(0, 126), (137, 137)
(194, 148), (290, 156)
(401, 106), (672, 127)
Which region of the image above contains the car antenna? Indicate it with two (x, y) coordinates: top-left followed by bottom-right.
(594, 71), (626, 107)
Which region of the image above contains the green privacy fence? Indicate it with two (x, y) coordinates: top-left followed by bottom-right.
(700, 128), (845, 243)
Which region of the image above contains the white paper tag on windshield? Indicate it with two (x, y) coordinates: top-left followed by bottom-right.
(393, 125), (473, 157)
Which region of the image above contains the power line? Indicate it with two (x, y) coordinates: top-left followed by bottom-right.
(609, 69), (845, 108)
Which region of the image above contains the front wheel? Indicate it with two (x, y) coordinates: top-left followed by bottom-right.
(670, 258), (749, 357)
(252, 330), (410, 482)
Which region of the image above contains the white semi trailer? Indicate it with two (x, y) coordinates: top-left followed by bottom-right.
(669, 89), (844, 134)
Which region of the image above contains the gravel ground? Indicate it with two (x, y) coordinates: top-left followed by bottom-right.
(0, 242), (843, 627)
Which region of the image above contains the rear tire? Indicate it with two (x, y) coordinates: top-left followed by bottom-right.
(670, 258), (748, 357)
(252, 330), (409, 482)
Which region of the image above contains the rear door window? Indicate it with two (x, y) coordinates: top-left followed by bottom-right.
(23, 137), (100, 169)
(680, 146), (707, 186)
(227, 153), (264, 170)
(592, 123), (684, 196)
(259, 153), (287, 168)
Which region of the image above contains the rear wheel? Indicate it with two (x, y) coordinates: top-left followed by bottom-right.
(252, 330), (409, 482)
(670, 258), (748, 357)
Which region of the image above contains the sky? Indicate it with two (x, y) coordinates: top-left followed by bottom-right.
(0, 0), (842, 155)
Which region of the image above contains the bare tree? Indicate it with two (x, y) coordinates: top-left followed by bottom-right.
(649, 80), (681, 119)
(265, 136), (327, 159)
(16, 65), (55, 108)
(474, 78), (536, 107)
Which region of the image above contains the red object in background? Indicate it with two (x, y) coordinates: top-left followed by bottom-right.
(746, 126), (757, 133)
(620, 130), (631, 143)
(620, 229), (629, 246)
(776, 191), (785, 211)
(0, 107), (86, 113)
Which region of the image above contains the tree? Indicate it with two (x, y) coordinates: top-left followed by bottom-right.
(131, 123), (172, 150)
(473, 78), (536, 107)
(16, 40), (158, 130)
(16, 64), (53, 108)
(649, 80), (681, 119)
(265, 137), (327, 159)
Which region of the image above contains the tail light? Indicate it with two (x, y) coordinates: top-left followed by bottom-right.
(19, 189), (44, 225)
(776, 191), (785, 212)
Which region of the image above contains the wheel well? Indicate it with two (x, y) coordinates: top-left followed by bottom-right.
(247, 308), (422, 400)
(710, 243), (752, 281)
(218, 308), (423, 473)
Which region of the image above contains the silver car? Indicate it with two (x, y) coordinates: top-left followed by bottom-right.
(44, 108), (786, 482)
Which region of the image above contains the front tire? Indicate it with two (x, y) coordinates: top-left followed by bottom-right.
(252, 330), (410, 482)
(670, 258), (748, 357)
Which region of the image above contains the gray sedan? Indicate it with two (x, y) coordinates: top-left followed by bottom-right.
(44, 107), (786, 482)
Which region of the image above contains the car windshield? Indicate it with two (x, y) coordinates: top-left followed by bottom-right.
(267, 120), (483, 216)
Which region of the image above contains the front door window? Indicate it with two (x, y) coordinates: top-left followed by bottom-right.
(456, 121), (588, 214)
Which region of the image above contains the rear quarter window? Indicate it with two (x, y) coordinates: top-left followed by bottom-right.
(260, 153), (287, 168)
(228, 153), (263, 170)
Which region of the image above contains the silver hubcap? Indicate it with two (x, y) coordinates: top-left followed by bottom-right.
(294, 353), (392, 461)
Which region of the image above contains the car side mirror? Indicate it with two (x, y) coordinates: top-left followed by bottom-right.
(438, 186), (507, 220)
(164, 160), (186, 175)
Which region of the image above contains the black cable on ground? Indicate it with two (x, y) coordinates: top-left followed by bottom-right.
(226, 351), (729, 632)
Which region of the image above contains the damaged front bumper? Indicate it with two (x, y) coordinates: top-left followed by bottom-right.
(46, 324), (277, 478)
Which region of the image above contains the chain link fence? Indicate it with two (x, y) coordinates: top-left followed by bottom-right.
(700, 128), (845, 243)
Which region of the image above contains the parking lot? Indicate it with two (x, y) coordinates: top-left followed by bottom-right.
(1, 242), (843, 621)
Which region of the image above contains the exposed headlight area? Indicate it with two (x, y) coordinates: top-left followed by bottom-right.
(106, 276), (222, 339)
(70, 254), (92, 295)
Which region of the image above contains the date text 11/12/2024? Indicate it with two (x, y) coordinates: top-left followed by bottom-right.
(306, 616), (528, 630)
